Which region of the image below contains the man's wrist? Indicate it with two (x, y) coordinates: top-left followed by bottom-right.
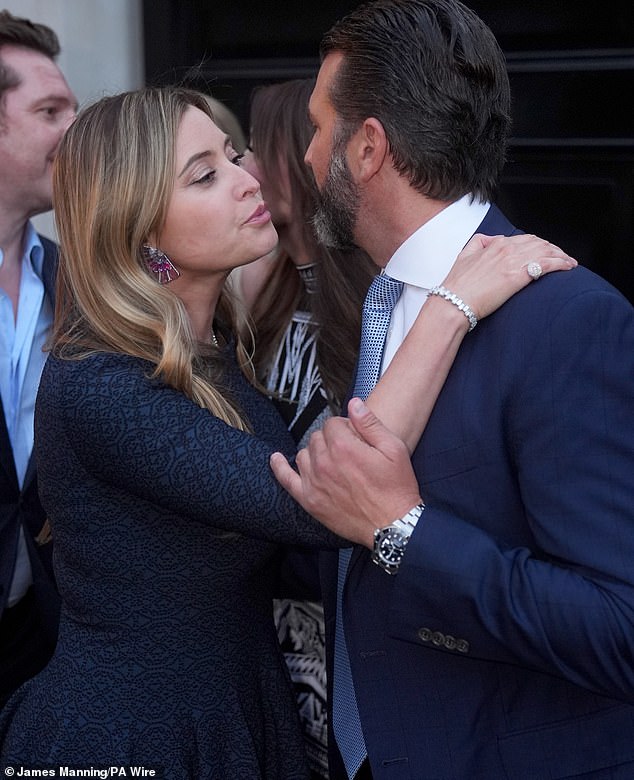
(372, 502), (425, 575)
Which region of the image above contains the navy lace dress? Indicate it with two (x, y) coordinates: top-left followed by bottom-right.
(0, 349), (343, 779)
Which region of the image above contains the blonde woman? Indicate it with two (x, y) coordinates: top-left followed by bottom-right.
(0, 87), (574, 778)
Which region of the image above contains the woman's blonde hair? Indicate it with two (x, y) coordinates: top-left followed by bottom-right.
(52, 86), (254, 430)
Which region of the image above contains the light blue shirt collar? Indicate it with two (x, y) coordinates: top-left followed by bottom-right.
(23, 221), (46, 279)
(0, 221), (45, 278)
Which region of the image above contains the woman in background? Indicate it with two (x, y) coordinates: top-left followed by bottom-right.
(243, 79), (377, 438)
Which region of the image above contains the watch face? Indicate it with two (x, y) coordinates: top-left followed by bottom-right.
(375, 527), (407, 566)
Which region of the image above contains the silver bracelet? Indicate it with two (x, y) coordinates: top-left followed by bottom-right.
(428, 285), (478, 332)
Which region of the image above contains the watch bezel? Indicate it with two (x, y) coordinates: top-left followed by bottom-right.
(372, 525), (409, 574)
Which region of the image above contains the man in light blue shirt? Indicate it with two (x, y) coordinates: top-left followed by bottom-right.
(0, 9), (76, 706)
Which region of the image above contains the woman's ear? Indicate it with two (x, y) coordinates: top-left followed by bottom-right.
(349, 117), (389, 183)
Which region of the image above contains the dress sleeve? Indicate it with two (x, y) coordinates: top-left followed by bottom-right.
(49, 353), (345, 550)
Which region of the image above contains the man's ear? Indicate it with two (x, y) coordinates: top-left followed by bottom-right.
(349, 117), (389, 183)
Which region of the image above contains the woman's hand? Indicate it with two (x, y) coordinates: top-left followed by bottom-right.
(362, 233), (576, 453)
(441, 233), (577, 320)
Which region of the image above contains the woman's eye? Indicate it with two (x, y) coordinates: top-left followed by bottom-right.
(231, 153), (245, 167)
(194, 171), (215, 185)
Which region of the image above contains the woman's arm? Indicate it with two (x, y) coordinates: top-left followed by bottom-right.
(47, 352), (345, 549)
(270, 233), (576, 545)
(366, 233), (576, 451)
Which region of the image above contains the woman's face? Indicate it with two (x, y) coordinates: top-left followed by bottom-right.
(154, 106), (277, 278)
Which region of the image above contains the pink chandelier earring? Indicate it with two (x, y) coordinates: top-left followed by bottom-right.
(142, 244), (180, 285)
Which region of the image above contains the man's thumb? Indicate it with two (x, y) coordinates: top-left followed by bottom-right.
(347, 397), (390, 448)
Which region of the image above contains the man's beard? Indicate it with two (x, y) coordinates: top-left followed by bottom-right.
(312, 138), (359, 250)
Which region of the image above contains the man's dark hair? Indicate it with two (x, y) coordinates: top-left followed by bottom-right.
(320, 0), (511, 202)
(0, 9), (60, 102)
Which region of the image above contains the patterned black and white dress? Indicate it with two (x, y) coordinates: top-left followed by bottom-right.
(267, 297), (331, 780)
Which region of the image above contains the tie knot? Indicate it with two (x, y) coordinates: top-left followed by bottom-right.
(365, 273), (403, 313)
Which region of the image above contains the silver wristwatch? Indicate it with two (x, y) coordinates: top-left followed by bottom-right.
(372, 503), (425, 575)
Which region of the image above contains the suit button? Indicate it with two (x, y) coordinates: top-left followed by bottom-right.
(432, 631), (445, 646)
(456, 639), (470, 653)
(444, 634), (457, 650)
(418, 627), (432, 643)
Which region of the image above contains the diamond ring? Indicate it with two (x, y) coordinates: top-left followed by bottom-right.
(527, 262), (543, 280)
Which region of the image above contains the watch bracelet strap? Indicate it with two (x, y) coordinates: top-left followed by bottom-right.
(393, 502), (425, 538)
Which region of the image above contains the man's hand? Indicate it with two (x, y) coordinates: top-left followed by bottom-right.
(270, 398), (423, 548)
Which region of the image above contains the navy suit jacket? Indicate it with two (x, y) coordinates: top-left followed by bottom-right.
(322, 206), (634, 779)
(0, 235), (59, 640)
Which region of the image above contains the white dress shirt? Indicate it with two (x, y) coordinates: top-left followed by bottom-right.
(381, 195), (490, 372)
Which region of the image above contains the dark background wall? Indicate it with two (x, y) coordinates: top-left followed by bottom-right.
(143, 1), (634, 301)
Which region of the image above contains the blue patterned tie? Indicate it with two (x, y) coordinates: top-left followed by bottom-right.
(333, 273), (403, 778)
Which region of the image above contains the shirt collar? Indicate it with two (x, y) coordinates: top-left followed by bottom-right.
(0, 221), (45, 278)
(384, 195), (491, 289)
(23, 222), (45, 279)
